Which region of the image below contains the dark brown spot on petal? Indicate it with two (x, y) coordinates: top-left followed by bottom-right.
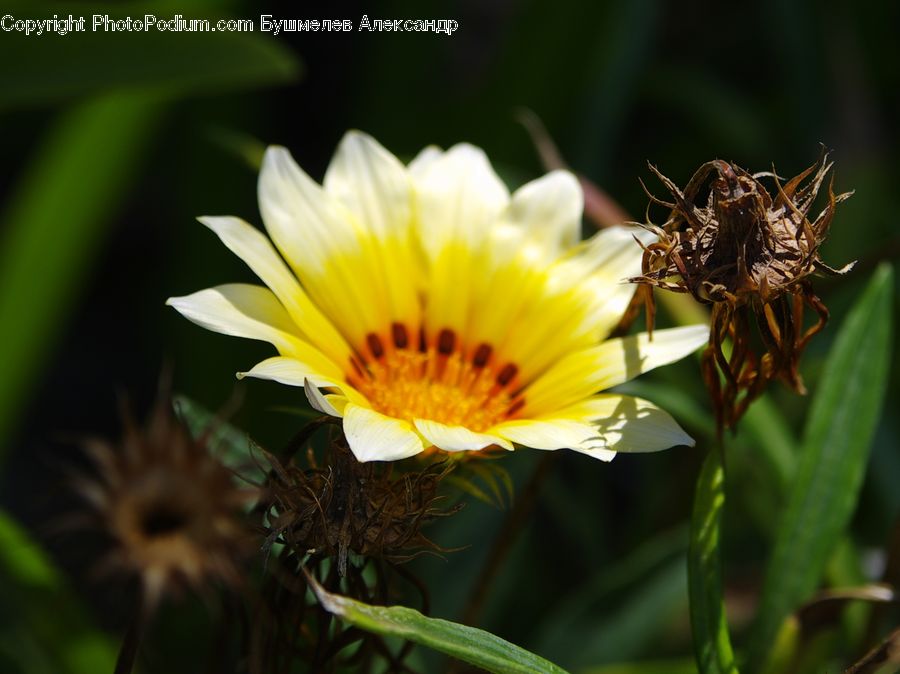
(366, 333), (385, 359)
(506, 398), (526, 417)
(472, 344), (492, 368)
(438, 329), (456, 355)
(496, 363), (518, 387)
(418, 327), (427, 353)
(350, 355), (366, 378)
(392, 322), (409, 349)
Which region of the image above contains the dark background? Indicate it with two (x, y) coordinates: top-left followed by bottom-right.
(1, 1), (898, 672)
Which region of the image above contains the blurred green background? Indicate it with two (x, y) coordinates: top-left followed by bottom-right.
(1, 1), (899, 672)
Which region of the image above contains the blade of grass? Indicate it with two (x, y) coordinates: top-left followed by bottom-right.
(305, 570), (571, 674)
(689, 448), (739, 674)
(0, 91), (165, 460)
(746, 264), (894, 671)
(0, 509), (117, 673)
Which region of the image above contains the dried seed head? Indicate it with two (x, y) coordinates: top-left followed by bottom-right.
(635, 155), (853, 305)
(264, 430), (461, 577)
(74, 391), (256, 609)
(632, 154), (854, 431)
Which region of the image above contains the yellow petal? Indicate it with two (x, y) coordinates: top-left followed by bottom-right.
(413, 418), (513, 452)
(343, 403), (425, 462)
(522, 325), (709, 414)
(322, 131), (421, 328)
(258, 146), (386, 348)
(500, 226), (657, 381)
(414, 144), (509, 337)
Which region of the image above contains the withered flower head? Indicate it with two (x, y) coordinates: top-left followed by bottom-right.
(75, 391), (256, 609)
(632, 154), (854, 431)
(264, 428), (460, 578)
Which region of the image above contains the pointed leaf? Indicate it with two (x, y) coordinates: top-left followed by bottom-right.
(306, 571), (570, 674)
(746, 264), (894, 670)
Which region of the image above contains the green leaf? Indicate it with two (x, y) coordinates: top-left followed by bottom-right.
(0, 91), (165, 460)
(173, 394), (266, 483)
(746, 264), (894, 671)
(305, 571), (571, 674)
(0, 4), (302, 110)
(688, 448), (739, 674)
(0, 509), (117, 673)
(737, 395), (797, 493)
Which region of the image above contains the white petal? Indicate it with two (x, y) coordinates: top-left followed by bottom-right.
(547, 225), (658, 339)
(324, 131), (411, 240)
(553, 226), (657, 292)
(506, 170), (583, 257)
(492, 418), (604, 453)
(413, 143), (510, 259)
(258, 146), (359, 276)
(167, 284), (346, 381)
(304, 378), (341, 417)
(237, 356), (366, 405)
(523, 325), (709, 414)
(551, 394), (695, 454)
(167, 284), (298, 355)
(343, 404), (425, 462)
(197, 215), (352, 364)
(493, 394), (692, 459)
(413, 419), (513, 452)
(407, 145), (443, 177)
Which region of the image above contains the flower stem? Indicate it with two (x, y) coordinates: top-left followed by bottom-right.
(114, 591), (147, 674)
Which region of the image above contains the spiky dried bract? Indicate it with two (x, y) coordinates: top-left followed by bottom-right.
(632, 155), (854, 431)
(75, 394), (256, 609)
(264, 433), (461, 577)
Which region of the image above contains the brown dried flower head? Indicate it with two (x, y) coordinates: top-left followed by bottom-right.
(632, 154), (853, 431)
(75, 392), (256, 609)
(264, 427), (461, 577)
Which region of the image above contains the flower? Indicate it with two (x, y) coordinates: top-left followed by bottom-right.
(168, 131), (707, 462)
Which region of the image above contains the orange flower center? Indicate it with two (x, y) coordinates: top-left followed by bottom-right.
(347, 325), (524, 431)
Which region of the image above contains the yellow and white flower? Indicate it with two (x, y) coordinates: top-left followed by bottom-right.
(168, 131), (707, 462)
